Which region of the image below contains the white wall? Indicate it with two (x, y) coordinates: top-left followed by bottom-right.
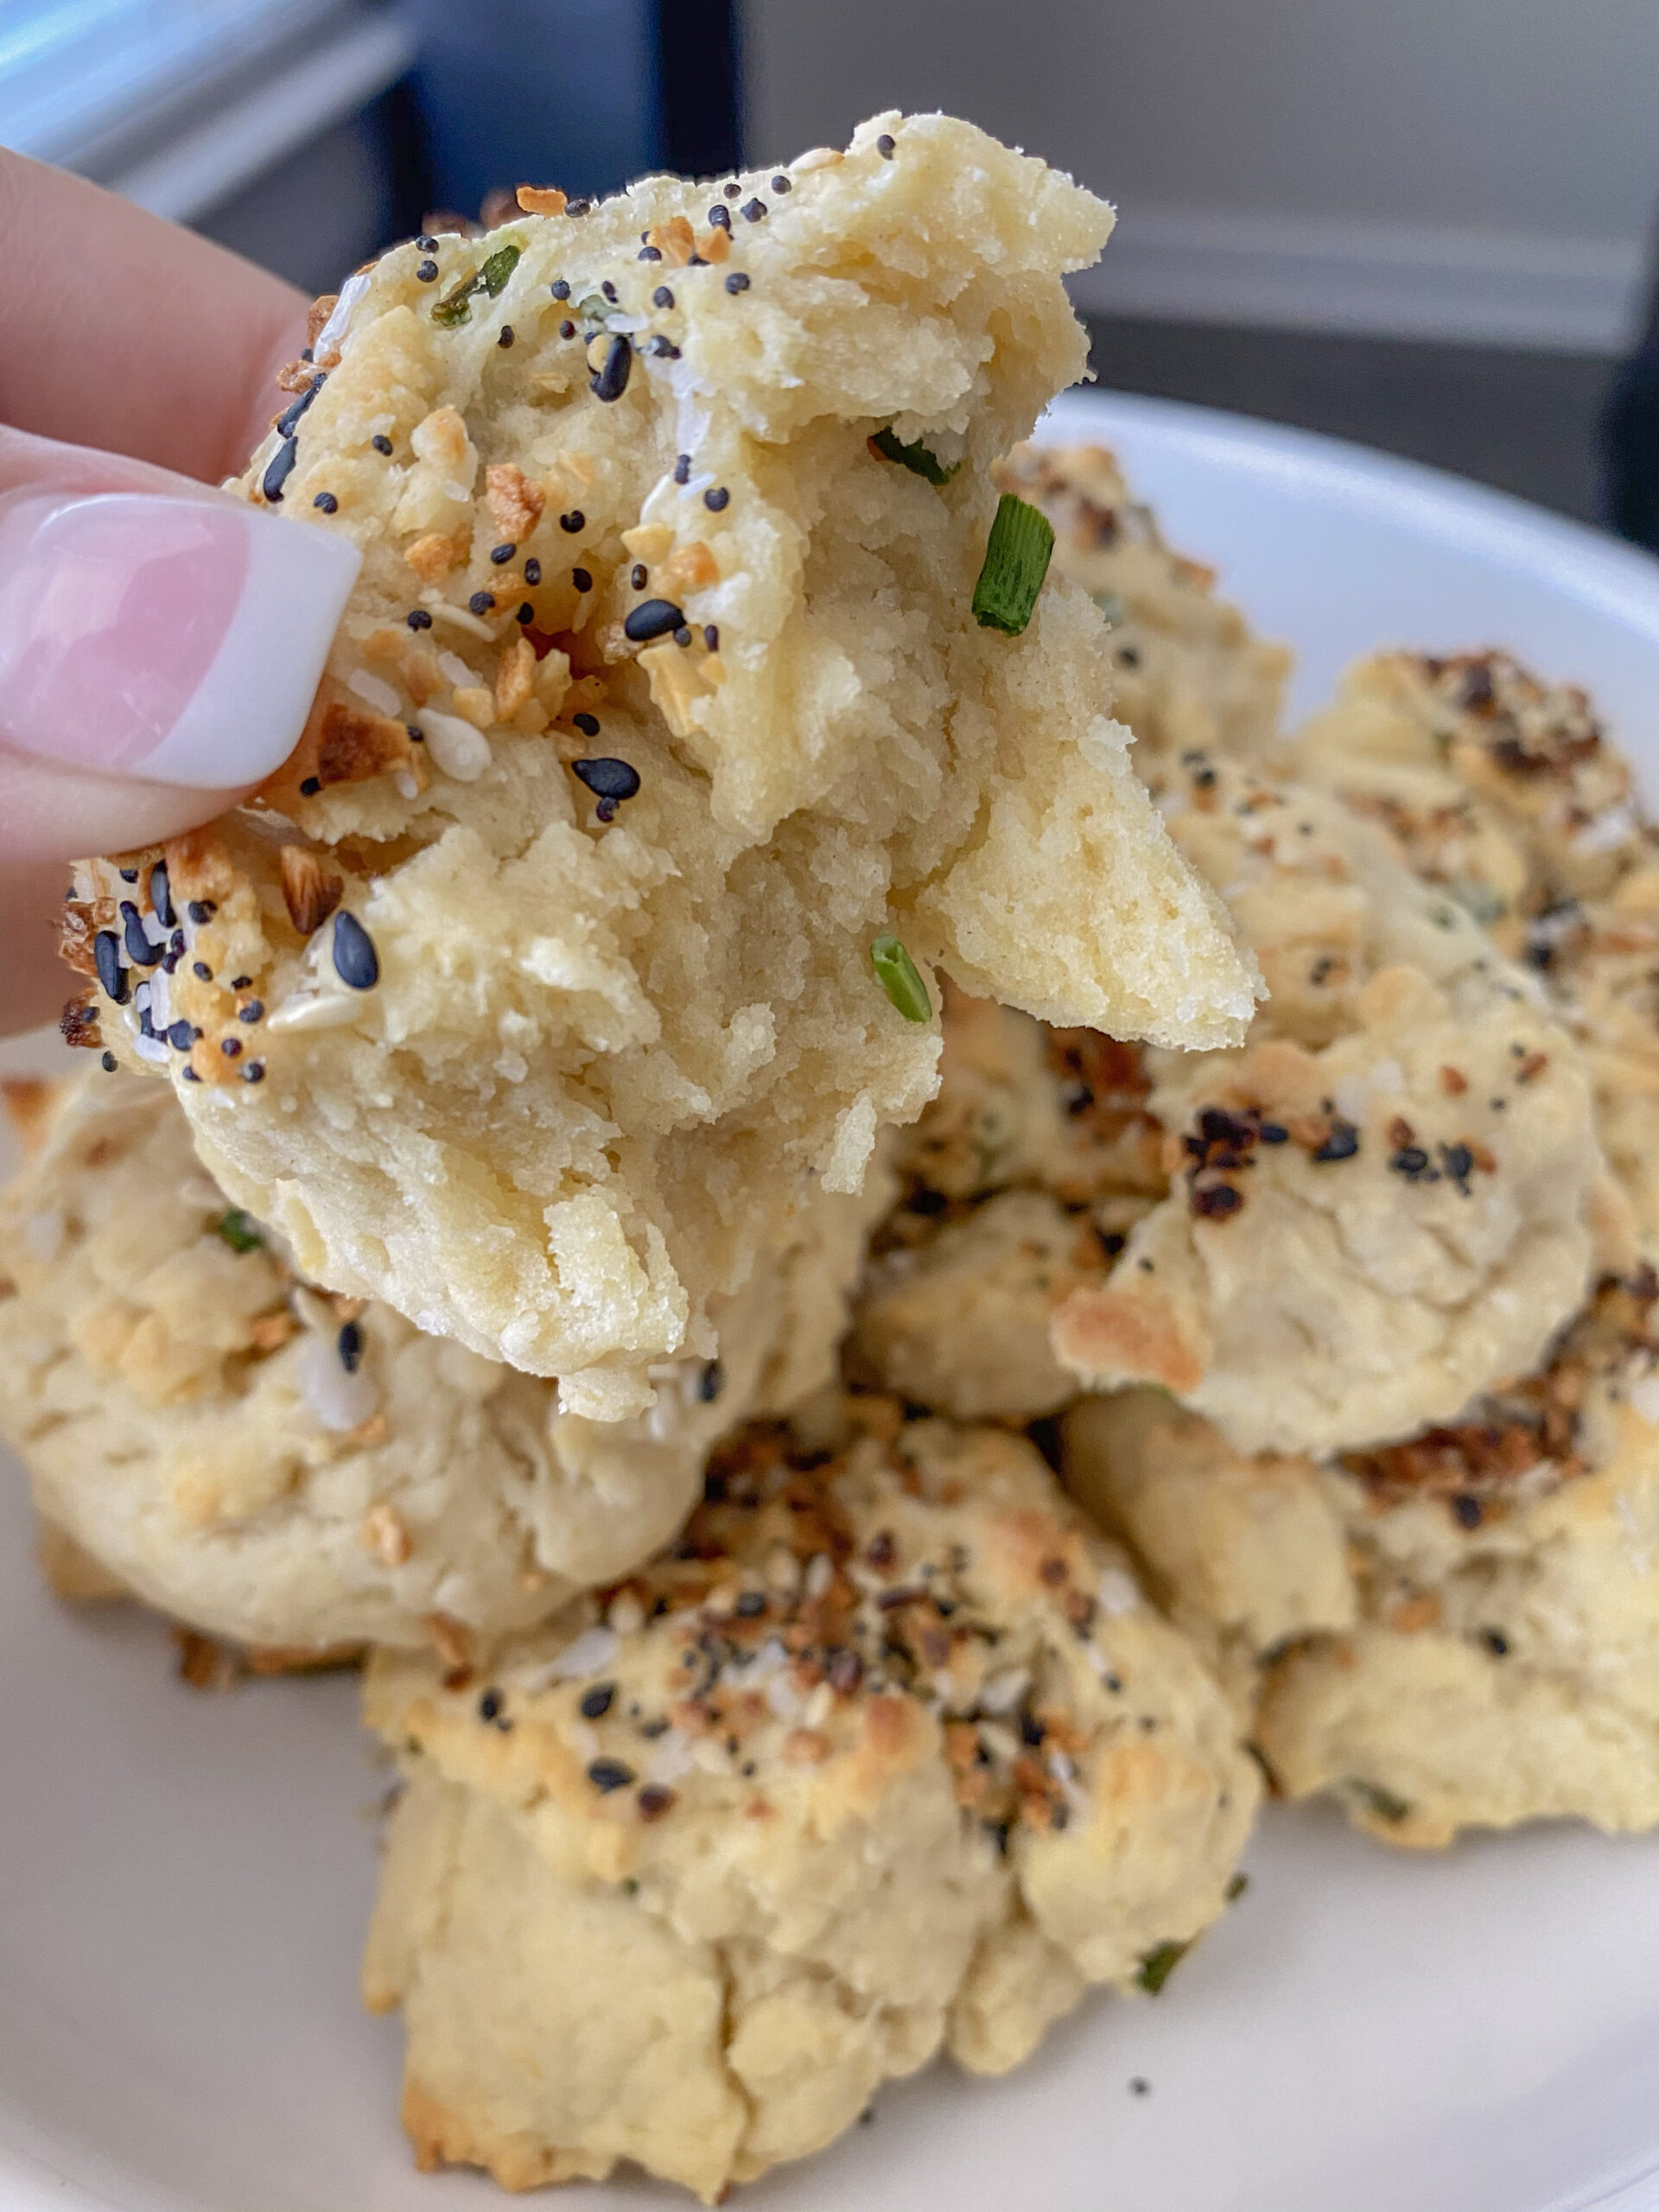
(744, 0), (1659, 351)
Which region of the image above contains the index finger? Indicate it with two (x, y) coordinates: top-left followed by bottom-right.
(0, 149), (314, 486)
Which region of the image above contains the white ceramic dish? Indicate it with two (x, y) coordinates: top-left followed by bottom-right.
(6, 390), (1659, 2212)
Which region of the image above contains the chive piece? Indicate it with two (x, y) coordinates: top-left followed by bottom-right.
(868, 425), (960, 485)
(1348, 1777), (1411, 1825)
(575, 291), (609, 322)
(477, 242), (521, 296)
(433, 240), (522, 327)
(1135, 1939), (1191, 1995)
(431, 278), (477, 328)
(213, 1208), (264, 1253)
(971, 493), (1055, 636)
(871, 934), (932, 1023)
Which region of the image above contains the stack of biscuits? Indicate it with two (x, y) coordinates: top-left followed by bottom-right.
(4, 110), (1656, 2205)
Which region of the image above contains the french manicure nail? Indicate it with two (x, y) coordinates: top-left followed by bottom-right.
(0, 490), (360, 788)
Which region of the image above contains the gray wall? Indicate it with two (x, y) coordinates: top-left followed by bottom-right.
(743, 0), (1659, 349)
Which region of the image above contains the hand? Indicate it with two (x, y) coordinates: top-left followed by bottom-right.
(0, 151), (363, 1033)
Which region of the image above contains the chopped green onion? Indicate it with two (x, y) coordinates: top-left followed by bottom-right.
(575, 292), (610, 322)
(432, 242), (523, 327)
(868, 425), (960, 485)
(1135, 1939), (1190, 1995)
(1347, 1777), (1411, 1825)
(477, 242), (521, 296)
(971, 493), (1055, 636)
(431, 281), (477, 328)
(871, 934), (932, 1023)
(213, 1208), (264, 1253)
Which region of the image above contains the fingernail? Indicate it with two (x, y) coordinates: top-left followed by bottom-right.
(0, 491), (360, 788)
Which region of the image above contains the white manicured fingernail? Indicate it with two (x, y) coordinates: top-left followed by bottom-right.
(0, 490), (359, 788)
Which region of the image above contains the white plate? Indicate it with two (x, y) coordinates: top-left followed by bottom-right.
(7, 391), (1659, 2212)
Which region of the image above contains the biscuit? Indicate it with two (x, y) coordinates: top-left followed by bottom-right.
(73, 113), (1257, 1416)
(1291, 648), (1659, 1261)
(1065, 1268), (1659, 1843)
(362, 1410), (1257, 2199)
(0, 1073), (883, 1650)
(1000, 440), (1291, 768)
(1049, 756), (1604, 1454)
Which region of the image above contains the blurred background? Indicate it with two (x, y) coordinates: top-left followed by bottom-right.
(3, 0), (1657, 543)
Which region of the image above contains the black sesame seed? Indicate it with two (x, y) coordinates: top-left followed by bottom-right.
(337, 1319), (364, 1371)
(1312, 1119), (1360, 1163)
(673, 625), (691, 646)
(699, 1358), (723, 1402)
(588, 1758), (634, 1793)
(639, 245), (662, 262)
(300, 776), (321, 796)
(702, 624), (719, 651)
(580, 1683), (615, 1719)
(313, 491), (339, 513)
(416, 258), (439, 283)
(649, 336), (680, 359)
(479, 1690), (502, 1721)
(877, 132), (896, 157)
(623, 597), (687, 643)
(704, 486), (730, 511)
(497, 324), (514, 347)
(416, 234), (438, 251)
(1257, 1121), (1289, 1144)
(551, 279), (571, 300)
(406, 607), (433, 629)
(674, 454), (691, 484)
(468, 591), (495, 615)
(709, 204), (731, 230)
(238, 1000), (264, 1021)
(193, 960), (213, 981)
(560, 510), (585, 533)
(371, 434), (393, 455)
(772, 175), (790, 193)
(119, 868), (138, 883)
(559, 318), (577, 339)
(149, 861), (175, 927)
(490, 542), (516, 564)
(572, 712), (601, 737)
(242, 1060), (265, 1083)
(734, 1590), (766, 1618)
(261, 438), (297, 503)
(120, 906), (161, 968)
(601, 280), (618, 302)
(524, 557), (542, 584)
(332, 910), (379, 990)
(1452, 1494), (1484, 1529)
(631, 563), (648, 589)
(221, 1037), (242, 1058)
(166, 1020), (194, 1050)
(570, 566), (593, 592)
(299, 346), (313, 362)
(94, 931), (127, 1002)
(181, 1066), (201, 1082)
(517, 601), (534, 623)
(100, 1050), (118, 1071)
(572, 757), (640, 804)
(1480, 1627), (1510, 1656)
(187, 900), (216, 924)
(590, 334), (632, 403)
(1441, 1141), (1475, 1185)
(275, 378), (322, 438)
(1389, 1145), (1432, 1179)
(566, 198), (592, 217)
(741, 197), (766, 222)
(724, 271), (750, 295)
(723, 181), (741, 198)
(652, 286), (674, 308)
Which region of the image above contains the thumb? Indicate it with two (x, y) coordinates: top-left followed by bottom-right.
(0, 429), (359, 866)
